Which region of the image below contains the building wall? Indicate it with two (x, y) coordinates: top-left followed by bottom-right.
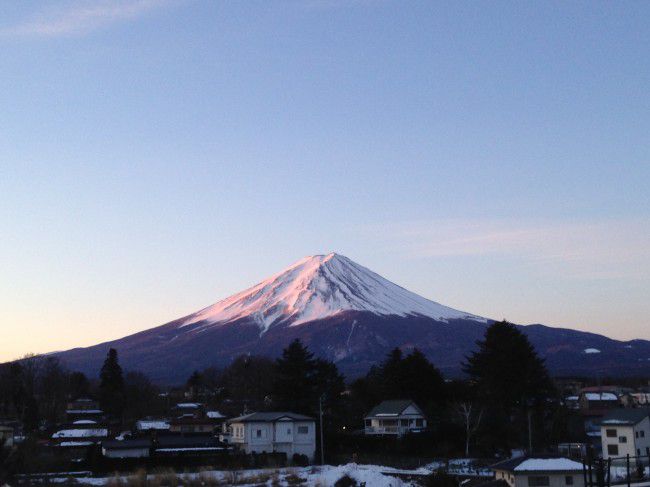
(514, 472), (584, 487)
(601, 418), (650, 461)
(495, 469), (516, 487)
(103, 447), (150, 459)
(228, 420), (315, 461)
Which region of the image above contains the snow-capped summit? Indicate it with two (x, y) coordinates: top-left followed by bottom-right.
(48, 252), (650, 383)
(181, 252), (484, 332)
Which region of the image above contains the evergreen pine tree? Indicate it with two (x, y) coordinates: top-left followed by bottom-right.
(463, 320), (554, 450)
(99, 348), (125, 419)
(463, 320), (553, 408)
(273, 339), (317, 414)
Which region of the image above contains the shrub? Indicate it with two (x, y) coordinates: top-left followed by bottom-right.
(292, 453), (310, 467)
(334, 474), (358, 487)
(421, 470), (459, 487)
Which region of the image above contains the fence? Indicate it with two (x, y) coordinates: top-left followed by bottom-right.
(583, 454), (650, 487)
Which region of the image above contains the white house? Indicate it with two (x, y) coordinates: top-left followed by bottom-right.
(492, 456), (585, 487)
(600, 409), (650, 463)
(225, 412), (316, 461)
(364, 400), (426, 436)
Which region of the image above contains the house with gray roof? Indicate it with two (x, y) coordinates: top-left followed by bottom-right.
(491, 456), (585, 487)
(600, 408), (650, 463)
(224, 412), (315, 462)
(364, 399), (426, 436)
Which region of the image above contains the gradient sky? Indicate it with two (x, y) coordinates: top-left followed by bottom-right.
(1, 0), (649, 362)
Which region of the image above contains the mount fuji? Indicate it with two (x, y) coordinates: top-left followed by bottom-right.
(50, 253), (650, 383)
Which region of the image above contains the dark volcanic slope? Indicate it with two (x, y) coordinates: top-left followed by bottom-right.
(51, 311), (650, 384)
(44, 253), (650, 383)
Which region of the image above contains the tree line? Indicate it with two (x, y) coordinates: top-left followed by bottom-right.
(1, 320), (568, 458)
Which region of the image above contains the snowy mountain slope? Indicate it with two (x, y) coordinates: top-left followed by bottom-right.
(42, 253), (650, 383)
(182, 253), (485, 332)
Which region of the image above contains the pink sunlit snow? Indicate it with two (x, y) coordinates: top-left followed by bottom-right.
(181, 253), (484, 333)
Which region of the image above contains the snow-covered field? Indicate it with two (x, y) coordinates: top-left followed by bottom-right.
(45, 463), (425, 486)
(27, 458), (495, 485)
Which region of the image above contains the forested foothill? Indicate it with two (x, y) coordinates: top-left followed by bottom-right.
(1, 321), (649, 483)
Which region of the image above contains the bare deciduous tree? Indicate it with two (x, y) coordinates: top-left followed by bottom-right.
(456, 401), (483, 457)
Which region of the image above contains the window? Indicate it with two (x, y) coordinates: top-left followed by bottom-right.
(636, 432), (639, 438)
(608, 445), (619, 456)
(646, 447), (649, 456)
(528, 476), (550, 487)
(565, 476), (574, 485)
(637, 449), (641, 457)
(298, 426), (309, 434)
(606, 429), (617, 438)
(641, 430), (646, 438)
(287, 428), (291, 435)
(619, 436), (627, 443)
(415, 419), (424, 427)
(256, 429), (262, 438)
(400, 419), (409, 426)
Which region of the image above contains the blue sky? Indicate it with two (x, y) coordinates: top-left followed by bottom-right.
(1, 0), (649, 361)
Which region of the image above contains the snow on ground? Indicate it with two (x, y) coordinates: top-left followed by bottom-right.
(609, 465), (650, 481)
(46, 463), (423, 486)
(584, 348), (601, 354)
(42, 459), (494, 485)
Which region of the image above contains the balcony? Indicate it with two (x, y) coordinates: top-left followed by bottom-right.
(364, 426), (420, 436)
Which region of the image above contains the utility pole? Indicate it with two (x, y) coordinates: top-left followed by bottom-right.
(319, 394), (325, 465)
(527, 409), (533, 453)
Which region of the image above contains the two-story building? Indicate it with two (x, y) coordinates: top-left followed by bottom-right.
(600, 409), (650, 463)
(492, 456), (585, 487)
(364, 400), (426, 436)
(225, 412), (316, 461)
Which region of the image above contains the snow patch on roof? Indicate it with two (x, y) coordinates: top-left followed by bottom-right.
(514, 458), (584, 472)
(584, 348), (601, 354)
(136, 420), (170, 430)
(52, 428), (108, 439)
(584, 392), (618, 401)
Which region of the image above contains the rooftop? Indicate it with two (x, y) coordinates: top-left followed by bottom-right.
(228, 412), (314, 423)
(366, 400), (422, 417)
(601, 408), (650, 426)
(492, 456), (584, 473)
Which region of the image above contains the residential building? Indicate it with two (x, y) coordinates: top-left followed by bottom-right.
(154, 435), (228, 457)
(600, 409), (650, 463)
(65, 398), (103, 422)
(492, 456), (585, 487)
(169, 416), (215, 434)
(225, 412), (316, 461)
(173, 402), (204, 417)
(364, 400), (426, 436)
(51, 424), (109, 446)
(102, 438), (151, 459)
(578, 390), (620, 413)
(101, 436), (229, 459)
(136, 419), (171, 433)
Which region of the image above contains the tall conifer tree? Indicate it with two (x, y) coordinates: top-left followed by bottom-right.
(99, 348), (125, 419)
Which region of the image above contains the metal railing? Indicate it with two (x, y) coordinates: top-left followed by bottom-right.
(583, 454), (650, 487)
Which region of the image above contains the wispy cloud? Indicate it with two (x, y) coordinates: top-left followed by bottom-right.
(368, 218), (650, 280)
(0, 0), (172, 38)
